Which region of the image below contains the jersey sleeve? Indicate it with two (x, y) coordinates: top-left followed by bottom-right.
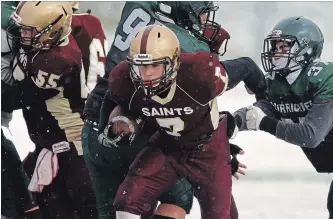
(108, 61), (135, 107)
(193, 52), (228, 104)
(104, 2), (158, 77)
(28, 47), (82, 90)
(1, 76), (59, 112)
(308, 62), (333, 100)
(275, 98), (333, 148)
(4, 41), (83, 111)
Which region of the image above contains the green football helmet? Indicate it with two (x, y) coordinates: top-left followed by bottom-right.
(261, 16), (324, 76)
(157, 1), (220, 44)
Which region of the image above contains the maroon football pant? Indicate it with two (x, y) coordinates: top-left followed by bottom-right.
(114, 119), (232, 219)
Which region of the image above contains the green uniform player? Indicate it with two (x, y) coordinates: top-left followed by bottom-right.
(235, 16), (333, 218)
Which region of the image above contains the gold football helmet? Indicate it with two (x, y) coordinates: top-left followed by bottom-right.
(7, 1), (72, 51)
(127, 24), (180, 96)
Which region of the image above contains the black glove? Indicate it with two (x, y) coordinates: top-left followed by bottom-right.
(230, 143), (243, 175)
(219, 111), (238, 139)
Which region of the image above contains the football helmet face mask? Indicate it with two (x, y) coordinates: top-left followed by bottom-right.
(127, 25), (180, 97)
(6, 1), (72, 54)
(262, 36), (301, 75)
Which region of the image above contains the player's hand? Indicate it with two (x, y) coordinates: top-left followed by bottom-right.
(230, 143), (247, 180)
(98, 131), (125, 148)
(246, 105), (266, 130)
(233, 107), (248, 131)
(1, 53), (15, 86)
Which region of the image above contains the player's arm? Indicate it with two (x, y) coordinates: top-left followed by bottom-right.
(197, 53), (228, 102)
(202, 24), (266, 99)
(221, 58), (266, 100)
(99, 61), (132, 132)
(2, 56), (81, 112)
(98, 90), (118, 133)
(1, 75), (60, 112)
(260, 98), (333, 148)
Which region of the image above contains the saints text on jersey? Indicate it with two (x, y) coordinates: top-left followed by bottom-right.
(142, 107), (194, 116)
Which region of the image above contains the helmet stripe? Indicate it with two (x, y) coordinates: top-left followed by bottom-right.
(16, 1), (27, 14)
(140, 25), (154, 54)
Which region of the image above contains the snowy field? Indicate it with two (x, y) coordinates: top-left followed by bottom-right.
(4, 2), (333, 219)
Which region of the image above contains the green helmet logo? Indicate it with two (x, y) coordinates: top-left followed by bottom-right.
(261, 16), (324, 76)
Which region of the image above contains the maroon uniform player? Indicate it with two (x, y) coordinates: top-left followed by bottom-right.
(4, 2), (97, 219)
(71, 13), (108, 95)
(106, 25), (231, 219)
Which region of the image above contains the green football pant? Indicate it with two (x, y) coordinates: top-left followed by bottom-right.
(81, 122), (193, 219)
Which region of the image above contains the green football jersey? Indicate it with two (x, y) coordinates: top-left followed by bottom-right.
(265, 61), (333, 122)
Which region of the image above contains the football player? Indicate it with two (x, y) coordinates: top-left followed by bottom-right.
(106, 24), (231, 219)
(71, 4), (108, 95)
(84, 1), (255, 218)
(82, 2), (231, 219)
(2, 2), (98, 219)
(235, 16), (333, 218)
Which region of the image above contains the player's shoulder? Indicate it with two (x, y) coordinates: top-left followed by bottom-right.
(108, 61), (130, 81)
(179, 52), (222, 81)
(108, 61), (134, 104)
(72, 13), (103, 30)
(177, 52), (227, 104)
(166, 24), (210, 53)
(108, 61), (132, 91)
(123, 1), (156, 13)
(31, 35), (82, 77)
(303, 61), (333, 83)
(71, 13), (105, 39)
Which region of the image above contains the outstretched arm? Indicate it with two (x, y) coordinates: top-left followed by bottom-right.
(259, 98), (333, 148)
(221, 57), (266, 100)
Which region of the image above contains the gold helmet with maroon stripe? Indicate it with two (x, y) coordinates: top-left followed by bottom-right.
(127, 24), (180, 97)
(7, 1), (72, 52)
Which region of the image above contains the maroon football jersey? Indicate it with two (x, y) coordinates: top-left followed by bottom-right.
(71, 13), (108, 95)
(12, 35), (85, 154)
(108, 52), (228, 147)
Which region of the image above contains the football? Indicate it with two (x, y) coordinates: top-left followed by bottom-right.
(108, 105), (144, 136)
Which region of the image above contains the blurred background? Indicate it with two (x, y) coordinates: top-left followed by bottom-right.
(7, 2), (333, 218)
